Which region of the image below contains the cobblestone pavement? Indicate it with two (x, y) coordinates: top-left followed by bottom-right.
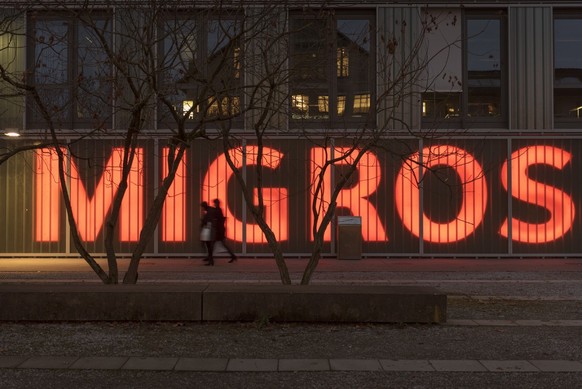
(0, 257), (580, 388)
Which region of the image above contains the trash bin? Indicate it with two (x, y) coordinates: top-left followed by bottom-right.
(336, 216), (362, 260)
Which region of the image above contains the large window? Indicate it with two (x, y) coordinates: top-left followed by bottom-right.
(554, 13), (582, 127)
(28, 13), (112, 129)
(422, 10), (506, 129)
(289, 10), (375, 128)
(159, 13), (242, 127)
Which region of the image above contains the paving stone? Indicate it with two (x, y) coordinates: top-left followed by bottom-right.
(512, 320), (547, 326)
(121, 357), (178, 371)
(530, 360), (582, 372)
(430, 360), (487, 372)
(18, 356), (78, 369)
(174, 358), (228, 371)
(550, 320), (582, 327)
(0, 356), (27, 368)
(380, 359), (435, 371)
(278, 359), (330, 371)
(480, 360), (539, 372)
(330, 359), (382, 371)
(444, 319), (478, 326)
(70, 357), (128, 370)
(226, 359), (278, 371)
(472, 320), (517, 326)
(511, 320), (582, 327)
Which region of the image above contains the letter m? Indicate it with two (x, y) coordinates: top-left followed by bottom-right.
(35, 147), (143, 242)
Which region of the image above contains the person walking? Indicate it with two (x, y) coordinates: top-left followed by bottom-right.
(200, 201), (216, 266)
(213, 198), (237, 263)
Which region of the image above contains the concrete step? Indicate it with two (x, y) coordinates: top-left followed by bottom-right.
(0, 283), (446, 323)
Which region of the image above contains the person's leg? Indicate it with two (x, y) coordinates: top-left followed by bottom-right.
(204, 241), (214, 266)
(221, 239), (237, 262)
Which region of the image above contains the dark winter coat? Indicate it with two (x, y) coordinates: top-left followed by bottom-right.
(214, 207), (227, 241)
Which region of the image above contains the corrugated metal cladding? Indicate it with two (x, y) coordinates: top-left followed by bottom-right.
(378, 7), (421, 131)
(1, 137), (581, 257)
(0, 9), (25, 130)
(510, 7), (553, 130)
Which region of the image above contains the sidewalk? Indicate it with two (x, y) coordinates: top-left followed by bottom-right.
(2, 257), (581, 274)
(2, 356), (582, 372)
(0, 257), (580, 388)
(1, 257), (580, 299)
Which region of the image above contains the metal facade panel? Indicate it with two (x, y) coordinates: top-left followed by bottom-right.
(421, 139), (509, 255)
(422, 8), (462, 93)
(508, 139), (581, 254)
(510, 7), (553, 130)
(158, 139), (228, 255)
(1, 137), (582, 257)
(0, 10), (25, 130)
(113, 8), (156, 133)
(244, 6), (288, 133)
(378, 7), (421, 131)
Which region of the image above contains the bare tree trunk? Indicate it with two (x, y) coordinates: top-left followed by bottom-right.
(221, 138), (291, 284)
(123, 143), (187, 284)
(56, 147), (111, 284)
(301, 202), (336, 285)
(301, 144), (368, 284)
(103, 112), (142, 284)
(249, 207), (292, 285)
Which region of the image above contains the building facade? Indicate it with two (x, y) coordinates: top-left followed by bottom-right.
(1, 1), (582, 258)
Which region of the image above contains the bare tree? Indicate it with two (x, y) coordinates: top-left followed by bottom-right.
(215, 4), (463, 284)
(0, 1), (462, 285)
(0, 0), (300, 284)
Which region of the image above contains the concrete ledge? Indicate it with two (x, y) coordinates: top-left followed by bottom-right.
(0, 284), (204, 321)
(0, 284), (446, 323)
(202, 284), (446, 323)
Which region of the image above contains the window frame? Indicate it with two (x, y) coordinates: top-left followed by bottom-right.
(553, 10), (582, 129)
(421, 9), (508, 130)
(288, 9), (376, 130)
(27, 11), (113, 130)
(157, 11), (244, 130)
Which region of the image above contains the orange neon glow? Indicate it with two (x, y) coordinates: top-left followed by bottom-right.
(161, 148), (187, 242)
(69, 147), (143, 242)
(500, 145), (575, 243)
(35, 147), (144, 242)
(35, 149), (61, 241)
(310, 147), (387, 242)
(202, 146), (288, 243)
(35, 148), (144, 242)
(119, 150), (144, 242)
(395, 145), (487, 243)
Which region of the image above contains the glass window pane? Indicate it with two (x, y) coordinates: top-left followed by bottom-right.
(163, 19), (198, 84)
(77, 20), (111, 121)
(467, 19), (501, 118)
(208, 19), (239, 82)
(290, 13), (374, 125)
(421, 92), (462, 121)
(207, 19), (241, 118)
(290, 17), (329, 120)
(337, 95), (346, 116)
(337, 19), (371, 119)
(554, 19), (582, 81)
(353, 93), (370, 114)
(35, 20), (69, 84)
(208, 19), (238, 54)
(161, 19), (199, 121)
(554, 18), (582, 121)
(32, 88), (71, 123)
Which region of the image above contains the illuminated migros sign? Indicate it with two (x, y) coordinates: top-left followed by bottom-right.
(22, 139), (582, 255)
